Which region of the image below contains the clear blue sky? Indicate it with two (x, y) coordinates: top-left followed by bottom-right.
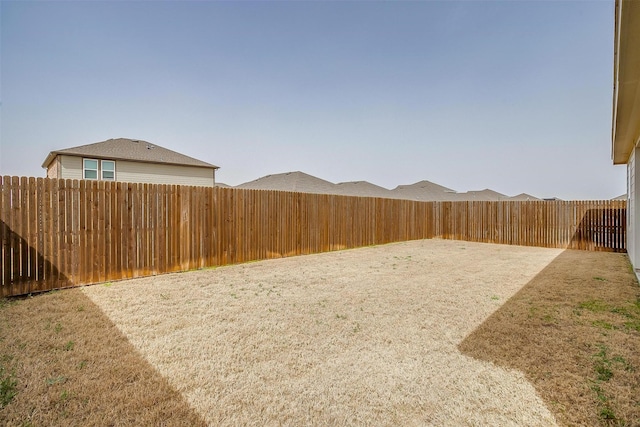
(0, 0), (624, 199)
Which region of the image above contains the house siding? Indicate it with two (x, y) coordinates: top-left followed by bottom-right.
(46, 157), (60, 179)
(628, 147), (640, 273)
(628, 150), (635, 267)
(59, 155), (83, 180)
(116, 160), (214, 187)
(52, 155), (213, 187)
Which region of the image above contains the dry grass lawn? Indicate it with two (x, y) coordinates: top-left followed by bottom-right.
(80, 239), (562, 426)
(1, 239), (638, 426)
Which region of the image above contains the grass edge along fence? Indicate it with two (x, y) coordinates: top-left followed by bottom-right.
(0, 176), (627, 297)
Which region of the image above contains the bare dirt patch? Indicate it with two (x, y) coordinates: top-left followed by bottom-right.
(82, 239), (562, 426)
(459, 249), (640, 426)
(0, 288), (206, 427)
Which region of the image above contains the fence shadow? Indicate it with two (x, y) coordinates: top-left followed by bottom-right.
(0, 220), (69, 297)
(458, 249), (640, 425)
(569, 208), (626, 252)
(0, 287), (208, 425)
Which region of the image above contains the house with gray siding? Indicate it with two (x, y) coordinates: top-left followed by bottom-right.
(42, 138), (219, 187)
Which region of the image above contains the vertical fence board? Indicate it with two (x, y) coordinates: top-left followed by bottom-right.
(57, 180), (67, 289)
(34, 179), (44, 288)
(65, 179), (74, 287)
(95, 181), (104, 283)
(78, 180), (87, 285)
(69, 180), (78, 286)
(156, 185), (165, 274)
(47, 179), (58, 288)
(142, 183), (151, 275)
(149, 184), (158, 275)
(10, 177), (21, 293)
(1, 177), (11, 296)
(135, 183), (143, 277)
(106, 181), (116, 281)
(19, 177), (29, 294)
(113, 182), (123, 281)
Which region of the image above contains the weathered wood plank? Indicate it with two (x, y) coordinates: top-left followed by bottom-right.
(1, 177), (11, 295)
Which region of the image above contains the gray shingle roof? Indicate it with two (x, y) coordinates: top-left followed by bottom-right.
(42, 138), (218, 169)
(509, 193), (541, 201)
(390, 180), (457, 201)
(335, 181), (393, 198)
(452, 189), (507, 201)
(236, 171), (339, 194)
(235, 172), (536, 202)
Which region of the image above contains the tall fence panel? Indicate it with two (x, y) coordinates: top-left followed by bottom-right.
(0, 176), (627, 297)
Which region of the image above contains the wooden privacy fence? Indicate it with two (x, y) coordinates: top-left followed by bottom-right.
(0, 176), (627, 297)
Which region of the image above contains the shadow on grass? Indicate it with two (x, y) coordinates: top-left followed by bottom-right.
(459, 249), (640, 426)
(0, 288), (207, 426)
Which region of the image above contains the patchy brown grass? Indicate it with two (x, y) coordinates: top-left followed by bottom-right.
(459, 250), (640, 426)
(0, 288), (206, 427)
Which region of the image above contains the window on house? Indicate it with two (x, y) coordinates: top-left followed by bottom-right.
(102, 160), (115, 180)
(83, 159), (98, 180)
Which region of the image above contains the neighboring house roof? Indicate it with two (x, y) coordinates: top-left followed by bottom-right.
(509, 193), (541, 201)
(612, 193), (627, 200)
(390, 180), (456, 201)
(42, 138), (218, 169)
(214, 182), (231, 188)
(612, 0), (640, 164)
(335, 181), (393, 198)
(453, 189), (508, 201)
(235, 172), (541, 202)
(236, 171), (339, 195)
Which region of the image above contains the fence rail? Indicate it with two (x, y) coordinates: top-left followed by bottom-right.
(0, 176), (627, 297)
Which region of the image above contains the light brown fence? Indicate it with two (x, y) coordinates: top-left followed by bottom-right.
(0, 176), (627, 297)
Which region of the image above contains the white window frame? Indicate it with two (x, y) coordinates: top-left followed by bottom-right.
(101, 160), (115, 181)
(83, 158), (99, 180)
